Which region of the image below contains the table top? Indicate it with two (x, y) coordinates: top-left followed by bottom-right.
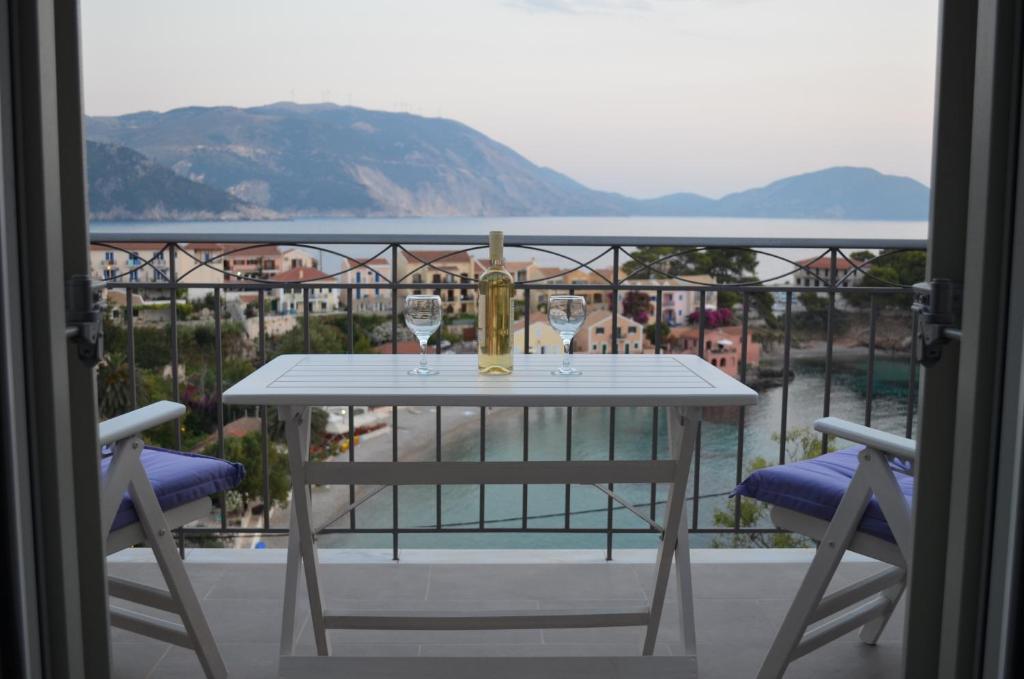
(223, 354), (758, 408)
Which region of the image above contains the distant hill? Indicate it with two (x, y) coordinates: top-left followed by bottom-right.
(84, 103), (930, 221)
(85, 141), (275, 221)
(714, 167), (930, 220)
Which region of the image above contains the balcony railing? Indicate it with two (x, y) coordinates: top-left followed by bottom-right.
(89, 230), (926, 560)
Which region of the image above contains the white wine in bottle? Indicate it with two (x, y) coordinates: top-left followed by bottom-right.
(477, 230), (514, 374)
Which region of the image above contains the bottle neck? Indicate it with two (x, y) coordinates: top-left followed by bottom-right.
(488, 231), (504, 269)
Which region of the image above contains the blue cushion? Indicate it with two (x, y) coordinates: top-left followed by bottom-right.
(101, 446), (246, 532)
(732, 445), (913, 543)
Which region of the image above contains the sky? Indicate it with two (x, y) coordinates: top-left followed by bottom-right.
(80, 0), (939, 199)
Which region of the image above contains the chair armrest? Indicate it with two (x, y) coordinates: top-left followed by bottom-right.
(814, 417), (917, 462)
(99, 401), (186, 446)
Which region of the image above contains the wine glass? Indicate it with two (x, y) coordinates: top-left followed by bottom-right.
(548, 295), (587, 376)
(404, 295), (442, 376)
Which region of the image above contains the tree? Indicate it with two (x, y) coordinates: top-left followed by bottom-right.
(207, 432), (290, 509)
(624, 246), (758, 283)
(96, 351), (135, 419)
(798, 291), (828, 312)
(623, 247), (779, 325)
(265, 406), (331, 455)
(644, 320), (670, 347)
(712, 428), (837, 548)
(854, 248), (927, 308)
(752, 327), (784, 354)
(622, 290), (652, 324)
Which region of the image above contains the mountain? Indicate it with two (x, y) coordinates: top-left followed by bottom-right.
(84, 102), (930, 220)
(85, 102), (627, 218)
(714, 167), (930, 220)
(629, 191), (717, 216)
(85, 140), (275, 221)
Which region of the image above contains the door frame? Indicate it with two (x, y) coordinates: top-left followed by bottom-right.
(907, 0), (1023, 677)
(0, 0), (108, 676)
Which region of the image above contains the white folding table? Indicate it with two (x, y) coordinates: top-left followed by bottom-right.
(223, 353), (757, 679)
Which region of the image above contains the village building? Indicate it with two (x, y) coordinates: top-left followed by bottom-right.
(665, 324), (761, 379)
(573, 309), (645, 355)
(89, 241), (226, 300)
(343, 257), (392, 315)
(269, 266), (340, 315)
(512, 312), (564, 354)
(792, 255), (868, 288)
(620, 275), (718, 326)
(398, 250), (478, 315)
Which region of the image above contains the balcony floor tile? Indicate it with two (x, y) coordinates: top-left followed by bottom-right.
(108, 559), (903, 678)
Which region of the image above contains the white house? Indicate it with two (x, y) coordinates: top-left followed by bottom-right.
(90, 242), (224, 301)
(270, 266), (340, 315)
(344, 257), (392, 315)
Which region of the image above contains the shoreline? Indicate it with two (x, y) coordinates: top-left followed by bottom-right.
(259, 404), (524, 548)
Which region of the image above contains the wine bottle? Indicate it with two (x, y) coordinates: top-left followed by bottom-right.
(477, 230), (514, 374)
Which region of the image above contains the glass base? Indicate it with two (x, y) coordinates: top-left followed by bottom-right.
(408, 367), (439, 376)
(551, 367), (583, 376)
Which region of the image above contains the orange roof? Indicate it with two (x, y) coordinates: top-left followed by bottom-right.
(581, 309), (643, 331)
(195, 416), (262, 452)
(185, 242), (224, 251)
(512, 311), (550, 331)
(372, 340), (423, 354)
(403, 250), (472, 265)
(222, 244), (282, 257)
(271, 266), (332, 283)
(224, 416), (262, 438)
(669, 324), (750, 340)
(90, 242), (169, 252)
(796, 256), (865, 271)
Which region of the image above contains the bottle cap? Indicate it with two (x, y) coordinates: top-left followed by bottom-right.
(489, 230), (504, 264)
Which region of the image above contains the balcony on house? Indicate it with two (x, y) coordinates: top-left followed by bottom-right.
(89, 230), (919, 678)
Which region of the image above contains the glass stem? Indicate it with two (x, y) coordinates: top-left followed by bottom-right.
(562, 339), (571, 371)
(420, 340), (428, 370)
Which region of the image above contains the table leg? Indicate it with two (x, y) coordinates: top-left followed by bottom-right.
(282, 406), (331, 656)
(643, 406), (700, 659)
(279, 502), (300, 657)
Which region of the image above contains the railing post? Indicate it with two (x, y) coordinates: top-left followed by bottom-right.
(126, 284), (137, 410)
(215, 287), (226, 530)
(259, 288), (271, 532)
(693, 289), (706, 531)
(733, 292), (750, 531)
(822, 248), (837, 453)
(391, 244), (399, 561)
(607, 248), (620, 560)
(865, 294), (877, 427)
(167, 243), (184, 557)
(779, 291), (793, 466)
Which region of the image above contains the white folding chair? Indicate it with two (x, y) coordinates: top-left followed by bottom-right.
(735, 416), (914, 679)
(101, 400), (236, 679)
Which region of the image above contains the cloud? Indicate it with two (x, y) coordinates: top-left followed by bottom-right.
(504, 0), (656, 15)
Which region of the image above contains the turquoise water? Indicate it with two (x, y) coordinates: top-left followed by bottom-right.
(322, 352), (916, 549)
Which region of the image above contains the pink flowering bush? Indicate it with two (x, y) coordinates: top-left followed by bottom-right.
(687, 307), (733, 328)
